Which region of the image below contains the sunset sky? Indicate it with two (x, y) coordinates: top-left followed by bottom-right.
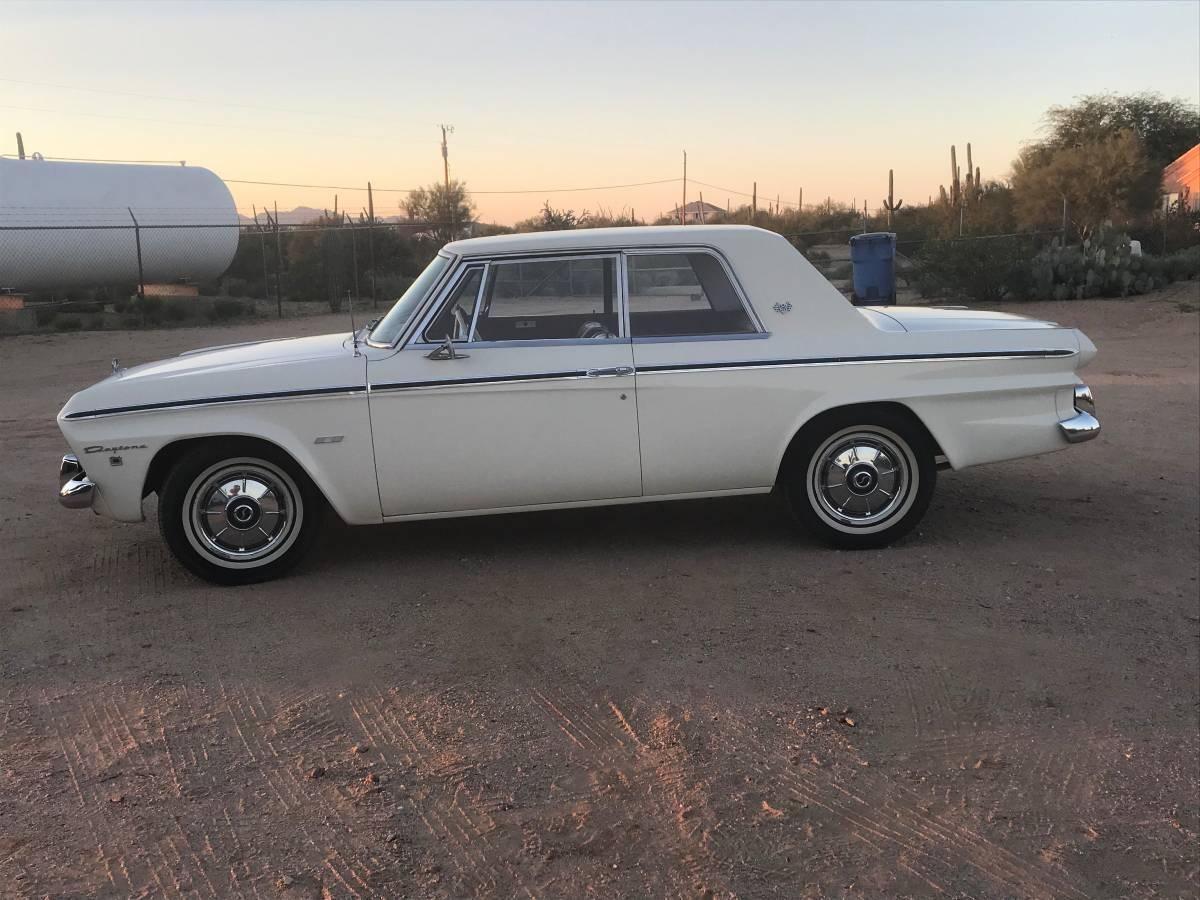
(4, 0), (1198, 224)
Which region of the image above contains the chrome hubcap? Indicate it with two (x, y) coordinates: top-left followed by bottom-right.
(190, 464), (294, 562)
(813, 432), (909, 526)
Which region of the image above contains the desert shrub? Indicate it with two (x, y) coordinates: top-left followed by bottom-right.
(826, 262), (853, 280)
(197, 280), (221, 297)
(54, 316), (82, 332)
(85, 315), (105, 331)
(1162, 245), (1200, 281)
(803, 249), (831, 263)
(224, 277), (249, 297)
(912, 236), (1032, 303)
(164, 298), (192, 322)
(121, 315), (140, 329)
(62, 300), (103, 315)
(210, 298), (248, 321)
(371, 274), (414, 302)
(112, 297), (130, 313)
(34, 306), (59, 327)
(134, 295), (165, 325)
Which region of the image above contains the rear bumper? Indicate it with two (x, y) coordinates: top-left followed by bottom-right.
(1059, 384), (1100, 444)
(59, 454), (96, 509)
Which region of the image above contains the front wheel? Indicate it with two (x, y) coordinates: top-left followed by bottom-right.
(158, 442), (322, 585)
(783, 410), (936, 550)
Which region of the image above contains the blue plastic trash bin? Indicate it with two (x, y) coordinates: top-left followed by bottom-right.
(849, 232), (896, 305)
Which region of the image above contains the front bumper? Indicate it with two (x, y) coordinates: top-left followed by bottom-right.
(59, 454), (96, 509)
(1059, 384), (1100, 444)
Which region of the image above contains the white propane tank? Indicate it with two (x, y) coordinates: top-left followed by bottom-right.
(0, 157), (239, 290)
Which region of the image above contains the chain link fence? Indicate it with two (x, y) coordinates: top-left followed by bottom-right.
(0, 218), (449, 332)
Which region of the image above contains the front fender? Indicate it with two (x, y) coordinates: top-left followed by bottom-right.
(57, 395), (382, 525)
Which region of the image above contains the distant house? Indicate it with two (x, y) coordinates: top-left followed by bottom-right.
(1162, 144), (1199, 211)
(668, 200), (725, 224)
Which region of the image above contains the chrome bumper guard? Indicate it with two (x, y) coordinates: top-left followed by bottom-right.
(1059, 384), (1100, 444)
(59, 454), (96, 509)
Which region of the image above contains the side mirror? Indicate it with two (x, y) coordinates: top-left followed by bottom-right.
(425, 337), (469, 361)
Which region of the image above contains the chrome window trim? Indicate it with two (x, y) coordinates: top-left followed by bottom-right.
(370, 371), (596, 394)
(622, 246), (766, 337)
(418, 262), (489, 345)
(406, 252), (625, 349)
(366, 250), (459, 350)
(632, 331), (771, 345)
(403, 337), (628, 351)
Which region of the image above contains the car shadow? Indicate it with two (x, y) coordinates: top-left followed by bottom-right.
(308, 493), (797, 570)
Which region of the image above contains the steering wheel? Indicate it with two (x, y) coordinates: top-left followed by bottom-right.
(577, 320), (613, 339)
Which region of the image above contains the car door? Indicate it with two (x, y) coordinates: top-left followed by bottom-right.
(368, 253), (642, 517)
(624, 248), (775, 496)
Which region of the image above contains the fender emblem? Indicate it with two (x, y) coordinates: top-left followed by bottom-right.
(772, 302), (793, 314)
(84, 444), (147, 454)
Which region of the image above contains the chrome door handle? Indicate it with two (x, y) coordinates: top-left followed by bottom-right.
(585, 366), (634, 378)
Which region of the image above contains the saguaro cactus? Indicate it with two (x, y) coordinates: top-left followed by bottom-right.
(882, 169), (903, 228)
(950, 145), (961, 206)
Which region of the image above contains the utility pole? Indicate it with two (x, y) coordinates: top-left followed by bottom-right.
(681, 150), (687, 225)
(798, 187), (803, 211)
(752, 182), (757, 219)
(15, 132), (25, 160)
(440, 124), (454, 190)
(440, 124), (455, 236)
(699, 191), (707, 224)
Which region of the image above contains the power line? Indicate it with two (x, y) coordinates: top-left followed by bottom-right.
(223, 177), (684, 195)
(0, 103), (426, 142)
(0, 76), (381, 121)
(691, 179), (804, 208)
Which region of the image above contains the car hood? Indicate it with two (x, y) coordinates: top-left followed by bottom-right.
(60, 332), (364, 420)
(858, 306), (1057, 333)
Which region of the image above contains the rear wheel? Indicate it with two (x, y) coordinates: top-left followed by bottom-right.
(158, 442), (321, 585)
(783, 409), (936, 549)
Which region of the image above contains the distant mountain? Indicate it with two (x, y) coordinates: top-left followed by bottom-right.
(238, 206), (410, 226)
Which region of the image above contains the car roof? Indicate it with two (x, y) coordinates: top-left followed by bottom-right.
(443, 224), (776, 257)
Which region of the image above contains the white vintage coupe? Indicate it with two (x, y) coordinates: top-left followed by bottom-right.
(57, 226), (1100, 585)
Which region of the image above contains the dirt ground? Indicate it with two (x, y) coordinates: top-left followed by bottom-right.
(1, 285), (1198, 899)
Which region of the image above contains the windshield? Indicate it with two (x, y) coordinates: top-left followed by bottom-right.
(368, 254), (452, 344)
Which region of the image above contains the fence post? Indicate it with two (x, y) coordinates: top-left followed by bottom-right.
(273, 202), (284, 312)
(347, 213), (361, 306)
(367, 182), (378, 309)
(127, 208), (145, 301)
(252, 206), (277, 318)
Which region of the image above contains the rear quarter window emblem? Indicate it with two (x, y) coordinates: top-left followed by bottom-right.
(773, 302), (793, 314)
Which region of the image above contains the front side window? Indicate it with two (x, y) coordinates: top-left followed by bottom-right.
(473, 256), (618, 341)
(626, 252), (755, 338)
(424, 266), (484, 342)
(369, 253), (451, 345)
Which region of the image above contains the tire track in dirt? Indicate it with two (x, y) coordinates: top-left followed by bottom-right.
(36, 688), (169, 898)
(344, 685), (538, 899)
(528, 683), (734, 899)
(719, 711), (1092, 899)
(214, 677), (376, 899)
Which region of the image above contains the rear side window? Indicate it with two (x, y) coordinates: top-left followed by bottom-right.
(627, 252), (756, 338)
